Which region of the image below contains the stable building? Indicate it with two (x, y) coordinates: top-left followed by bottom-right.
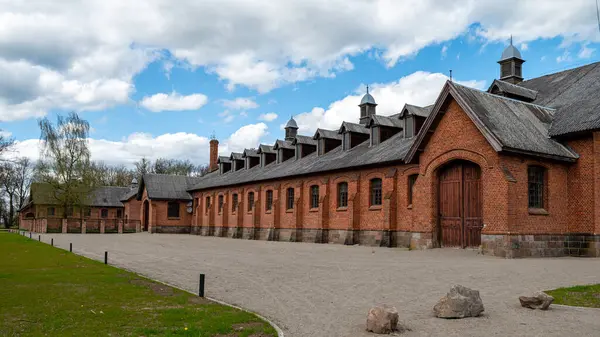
(133, 42), (600, 258)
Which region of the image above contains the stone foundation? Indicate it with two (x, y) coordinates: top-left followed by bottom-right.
(153, 225), (191, 234)
(482, 234), (600, 258)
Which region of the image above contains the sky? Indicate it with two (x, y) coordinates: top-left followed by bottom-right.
(1, 0), (600, 167)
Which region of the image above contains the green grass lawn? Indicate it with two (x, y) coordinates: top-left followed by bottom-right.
(0, 232), (276, 337)
(545, 284), (600, 308)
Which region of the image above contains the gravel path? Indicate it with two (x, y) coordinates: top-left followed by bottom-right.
(40, 233), (600, 337)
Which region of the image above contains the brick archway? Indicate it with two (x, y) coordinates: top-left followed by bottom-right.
(437, 160), (483, 248)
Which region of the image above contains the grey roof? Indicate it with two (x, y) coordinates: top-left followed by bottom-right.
(257, 144), (275, 154)
(292, 135), (318, 146)
(138, 174), (202, 200)
(189, 132), (414, 191)
(488, 79), (538, 101)
(91, 186), (132, 207)
(367, 115), (403, 128)
(313, 128), (342, 140)
(404, 104), (433, 118)
(360, 93), (377, 105)
(500, 43), (523, 61)
(243, 148), (259, 157)
(120, 186), (139, 202)
(339, 122), (369, 134)
(518, 61), (600, 136)
(406, 81), (579, 162)
(230, 152), (243, 161)
(285, 117), (298, 129)
(273, 139), (294, 150)
(217, 156), (231, 164)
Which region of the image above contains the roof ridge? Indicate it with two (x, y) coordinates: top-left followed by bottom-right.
(522, 61), (600, 83)
(451, 82), (555, 111)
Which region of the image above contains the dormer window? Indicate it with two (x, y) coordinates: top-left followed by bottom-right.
(273, 140), (294, 163)
(230, 153), (245, 171)
(243, 149), (260, 169)
(313, 129), (342, 155)
(257, 145), (276, 167)
(292, 135), (317, 160)
(339, 122), (369, 151)
(218, 156), (232, 175)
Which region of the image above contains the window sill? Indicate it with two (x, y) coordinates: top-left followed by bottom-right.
(168, 217), (181, 220)
(528, 208), (549, 216)
(407, 204), (413, 210)
(369, 205), (383, 211)
(336, 207), (348, 212)
(265, 210), (272, 214)
(309, 208), (319, 212)
(285, 209), (294, 213)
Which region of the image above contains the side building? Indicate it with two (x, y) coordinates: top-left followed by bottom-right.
(133, 44), (600, 258)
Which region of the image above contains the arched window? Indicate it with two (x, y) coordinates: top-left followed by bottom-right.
(370, 178), (382, 206)
(232, 194), (238, 212)
(265, 190), (273, 211)
(310, 185), (319, 209)
(218, 195), (224, 213)
(286, 188), (295, 210)
(205, 196), (211, 213)
(337, 182), (348, 208)
(528, 166), (546, 209)
(248, 192), (255, 212)
(407, 174), (418, 206)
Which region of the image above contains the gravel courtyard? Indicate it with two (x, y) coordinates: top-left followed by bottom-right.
(42, 233), (600, 337)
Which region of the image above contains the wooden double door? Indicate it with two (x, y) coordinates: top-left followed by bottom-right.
(438, 161), (483, 248)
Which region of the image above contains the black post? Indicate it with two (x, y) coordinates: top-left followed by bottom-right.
(29, 232), (32, 239)
(199, 274), (205, 297)
(38, 235), (41, 241)
(70, 243), (72, 252)
(104, 251), (108, 265)
(51, 238), (54, 246)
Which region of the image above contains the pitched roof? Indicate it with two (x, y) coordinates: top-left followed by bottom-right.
(339, 122), (369, 134)
(406, 81), (579, 162)
(366, 115), (403, 128)
(400, 104), (433, 118)
(273, 139), (294, 150)
(138, 174), (202, 200)
(257, 144), (275, 154)
(27, 182), (131, 207)
(189, 133), (414, 191)
(488, 79), (538, 101)
(242, 148), (259, 157)
(313, 128), (342, 140)
(518, 61), (600, 136)
(120, 186), (139, 202)
(230, 152), (243, 160)
(292, 135), (317, 146)
(217, 156), (231, 164)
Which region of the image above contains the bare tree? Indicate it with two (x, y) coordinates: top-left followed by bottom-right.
(134, 157), (153, 178)
(37, 112), (94, 218)
(0, 158), (33, 227)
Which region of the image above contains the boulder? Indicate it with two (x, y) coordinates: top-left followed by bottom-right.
(519, 292), (554, 310)
(433, 285), (484, 318)
(366, 304), (398, 334)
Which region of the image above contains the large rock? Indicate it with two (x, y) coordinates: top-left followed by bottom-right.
(366, 304), (398, 334)
(519, 292), (554, 310)
(433, 285), (484, 318)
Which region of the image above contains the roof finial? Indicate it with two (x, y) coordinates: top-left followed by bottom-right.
(366, 85), (369, 94)
(449, 69), (453, 82)
(510, 34), (513, 46)
(210, 130), (216, 140)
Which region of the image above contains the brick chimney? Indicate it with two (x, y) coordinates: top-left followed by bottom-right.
(209, 137), (219, 172)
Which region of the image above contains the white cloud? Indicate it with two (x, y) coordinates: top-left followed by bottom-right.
(578, 44), (595, 58)
(293, 71), (485, 134)
(221, 97), (259, 110)
(6, 123), (269, 166)
(1, 0), (598, 121)
(556, 51), (572, 63)
(258, 112), (278, 122)
(441, 45), (449, 59)
(139, 91), (208, 112)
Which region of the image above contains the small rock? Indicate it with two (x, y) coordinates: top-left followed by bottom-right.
(366, 304), (398, 334)
(519, 291), (554, 310)
(433, 285), (484, 318)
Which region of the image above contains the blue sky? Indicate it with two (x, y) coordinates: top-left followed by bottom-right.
(1, 1), (600, 166)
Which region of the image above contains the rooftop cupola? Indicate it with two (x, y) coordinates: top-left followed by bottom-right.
(498, 36), (525, 84)
(284, 117), (298, 141)
(359, 86), (377, 125)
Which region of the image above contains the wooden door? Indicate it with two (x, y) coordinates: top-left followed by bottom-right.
(438, 161), (482, 248)
(143, 201), (149, 231)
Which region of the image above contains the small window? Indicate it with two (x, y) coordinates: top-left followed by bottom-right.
(286, 187), (294, 210)
(218, 195), (224, 213)
(47, 207), (55, 217)
(116, 209), (123, 218)
(407, 174), (418, 206)
(168, 202), (180, 218)
(205, 196), (211, 212)
(338, 182), (348, 208)
(310, 185), (319, 209)
(84, 207), (91, 217)
(66, 206), (74, 217)
(370, 178), (382, 206)
(248, 192), (255, 212)
(232, 194), (238, 212)
(266, 190), (273, 211)
(101, 209), (109, 218)
(528, 166), (546, 209)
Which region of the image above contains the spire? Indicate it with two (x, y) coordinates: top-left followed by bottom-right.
(498, 35), (525, 84)
(284, 116), (298, 141)
(359, 85), (377, 125)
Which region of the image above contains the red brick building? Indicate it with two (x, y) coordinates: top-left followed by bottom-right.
(133, 43), (600, 257)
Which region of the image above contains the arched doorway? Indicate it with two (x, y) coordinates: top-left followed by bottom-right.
(143, 200), (149, 232)
(438, 160), (482, 248)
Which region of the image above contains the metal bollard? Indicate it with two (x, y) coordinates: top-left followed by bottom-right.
(70, 243), (72, 252)
(29, 232), (32, 239)
(199, 274), (205, 297)
(51, 238), (54, 246)
(38, 235), (41, 241)
(104, 251), (108, 265)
